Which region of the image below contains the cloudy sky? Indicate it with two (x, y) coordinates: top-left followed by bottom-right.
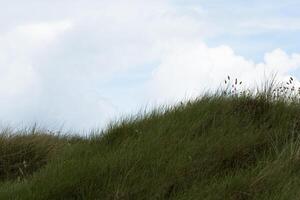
(0, 0), (300, 131)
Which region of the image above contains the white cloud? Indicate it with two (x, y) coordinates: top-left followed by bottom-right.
(0, 20), (72, 99)
(148, 43), (300, 104)
(0, 0), (299, 130)
(0, 20), (76, 128)
(0, 1), (208, 130)
(16, 21), (73, 45)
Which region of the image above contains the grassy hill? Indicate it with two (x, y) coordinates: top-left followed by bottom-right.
(1, 84), (300, 199)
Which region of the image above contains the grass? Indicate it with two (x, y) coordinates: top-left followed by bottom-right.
(1, 78), (300, 199)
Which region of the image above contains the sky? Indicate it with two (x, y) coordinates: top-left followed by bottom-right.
(0, 0), (300, 131)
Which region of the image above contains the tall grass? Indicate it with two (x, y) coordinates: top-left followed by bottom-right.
(1, 77), (300, 199)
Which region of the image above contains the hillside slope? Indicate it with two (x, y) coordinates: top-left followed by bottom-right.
(1, 94), (300, 199)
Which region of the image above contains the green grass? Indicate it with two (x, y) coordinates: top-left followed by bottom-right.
(2, 90), (300, 199)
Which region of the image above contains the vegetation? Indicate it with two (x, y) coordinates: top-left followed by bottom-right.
(1, 77), (300, 199)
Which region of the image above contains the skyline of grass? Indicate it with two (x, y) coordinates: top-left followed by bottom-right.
(1, 78), (300, 199)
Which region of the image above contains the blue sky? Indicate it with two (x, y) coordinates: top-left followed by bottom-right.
(0, 0), (300, 131)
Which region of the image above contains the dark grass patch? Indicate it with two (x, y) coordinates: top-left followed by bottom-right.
(2, 85), (300, 199)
